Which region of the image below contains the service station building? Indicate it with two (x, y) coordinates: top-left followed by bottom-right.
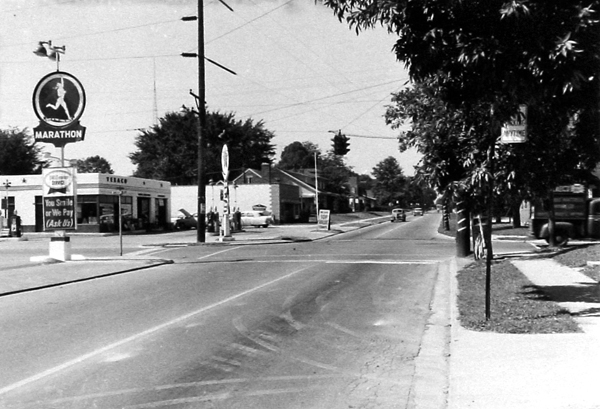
(1, 173), (171, 233)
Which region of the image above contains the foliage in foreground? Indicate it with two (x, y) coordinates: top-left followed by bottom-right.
(457, 260), (581, 334)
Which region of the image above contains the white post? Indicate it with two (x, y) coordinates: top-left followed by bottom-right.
(2, 180), (9, 219)
(118, 192), (123, 256)
(314, 152), (319, 220)
(114, 186), (126, 256)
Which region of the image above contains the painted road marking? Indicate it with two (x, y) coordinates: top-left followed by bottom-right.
(212, 259), (442, 265)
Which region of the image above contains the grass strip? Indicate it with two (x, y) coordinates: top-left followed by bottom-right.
(457, 260), (581, 334)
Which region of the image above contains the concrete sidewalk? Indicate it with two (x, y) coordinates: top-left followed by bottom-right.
(449, 258), (600, 409)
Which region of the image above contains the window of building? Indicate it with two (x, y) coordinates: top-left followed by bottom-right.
(77, 196), (99, 224)
(76, 195), (132, 225)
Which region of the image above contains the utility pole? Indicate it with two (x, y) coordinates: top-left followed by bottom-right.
(196, 0), (207, 242)
(182, 0), (234, 242)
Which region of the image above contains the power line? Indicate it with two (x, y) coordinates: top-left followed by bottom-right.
(1, 18), (182, 50)
(340, 85), (403, 129)
(247, 78), (404, 117)
(205, 0), (295, 46)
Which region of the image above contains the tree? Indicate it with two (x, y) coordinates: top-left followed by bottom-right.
(0, 127), (43, 175)
(130, 108), (276, 185)
(75, 156), (114, 174)
(278, 141), (317, 171)
(329, 0), (600, 318)
(326, 0), (600, 233)
(371, 157), (407, 208)
(278, 141), (355, 210)
(324, 1), (599, 107)
(357, 173), (375, 195)
(405, 176), (436, 209)
(319, 151), (354, 196)
(388, 81), (600, 224)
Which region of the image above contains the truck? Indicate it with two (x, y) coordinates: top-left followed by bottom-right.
(530, 184), (600, 245)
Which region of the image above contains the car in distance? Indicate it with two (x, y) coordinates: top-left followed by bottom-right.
(391, 208), (406, 222)
(174, 208), (198, 230)
(413, 207), (424, 216)
(240, 210), (272, 228)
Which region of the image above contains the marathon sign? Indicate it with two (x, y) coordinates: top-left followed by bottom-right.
(32, 71), (86, 147)
(34, 122), (86, 146)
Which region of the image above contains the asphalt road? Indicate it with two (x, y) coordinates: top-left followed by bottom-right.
(0, 214), (455, 408)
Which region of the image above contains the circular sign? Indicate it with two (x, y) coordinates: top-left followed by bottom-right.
(221, 144), (229, 181)
(33, 71), (86, 128)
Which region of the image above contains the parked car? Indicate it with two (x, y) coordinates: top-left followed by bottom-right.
(174, 208), (198, 230)
(413, 207), (424, 216)
(391, 208), (406, 222)
(240, 210), (271, 228)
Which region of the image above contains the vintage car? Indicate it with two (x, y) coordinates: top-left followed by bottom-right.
(240, 210), (272, 228)
(413, 207), (424, 216)
(391, 208), (406, 222)
(174, 208), (198, 230)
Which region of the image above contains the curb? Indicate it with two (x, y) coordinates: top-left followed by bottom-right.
(411, 257), (454, 409)
(0, 259), (173, 298)
(447, 257), (472, 409)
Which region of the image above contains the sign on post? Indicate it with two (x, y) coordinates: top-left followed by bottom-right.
(42, 167), (77, 230)
(221, 144), (229, 182)
(317, 209), (331, 230)
(32, 71), (87, 147)
(501, 105), (528, 144)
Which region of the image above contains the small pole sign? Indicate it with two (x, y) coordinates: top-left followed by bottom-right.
(42, 167), (77, 230)
(221, 144), (229, 182)
(318, 209), (331, 230)
(501, 105), (528, 144)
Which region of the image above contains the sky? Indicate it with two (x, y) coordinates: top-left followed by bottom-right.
(0, 0), (420, 177)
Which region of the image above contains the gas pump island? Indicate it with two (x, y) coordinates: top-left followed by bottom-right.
(32, 69), (86, 260)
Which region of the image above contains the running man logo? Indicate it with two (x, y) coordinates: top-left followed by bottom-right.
(33, 71), (86, 127)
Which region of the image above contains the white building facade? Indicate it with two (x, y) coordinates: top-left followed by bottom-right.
(1, 173), (170, 233)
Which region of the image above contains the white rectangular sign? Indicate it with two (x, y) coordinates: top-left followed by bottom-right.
(42, 167), (77, 230)
(501, 105), (528, 143)
(317, 209), (331, 230)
